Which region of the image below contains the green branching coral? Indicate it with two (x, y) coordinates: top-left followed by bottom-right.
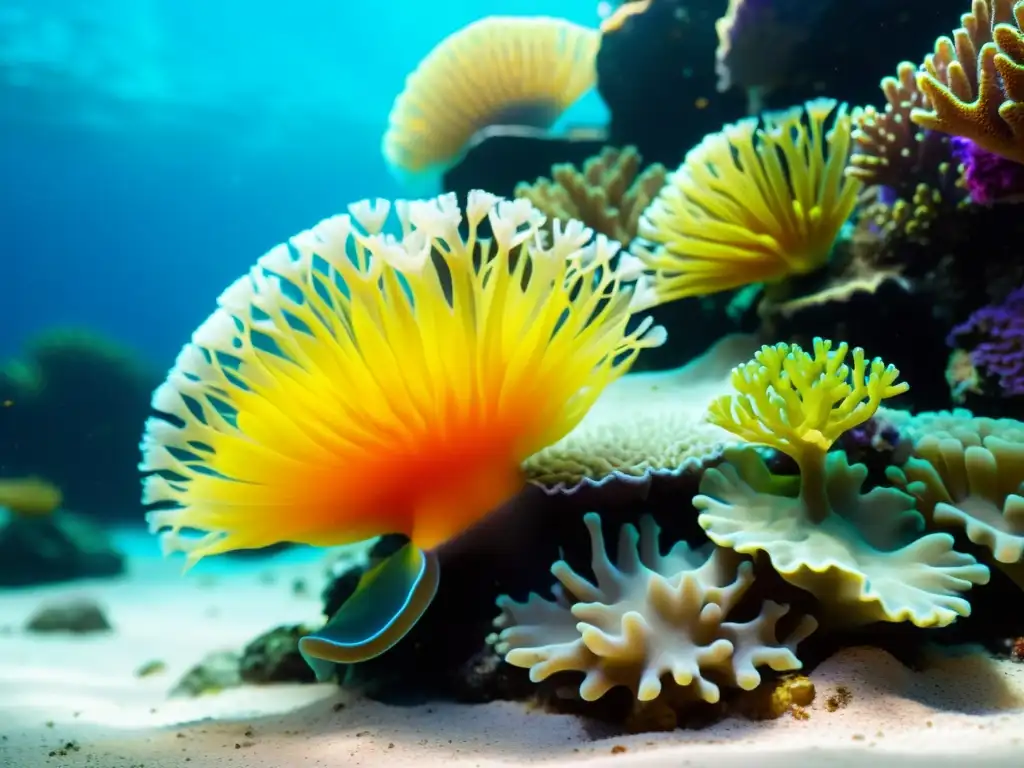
(492, 512), (816, 703)
(912, 0), (1024, 165)
(706, 338), (907, 506)
(695, 339), (990, 627)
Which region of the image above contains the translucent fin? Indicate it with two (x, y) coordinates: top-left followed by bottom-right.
(298, 543), (440, 680)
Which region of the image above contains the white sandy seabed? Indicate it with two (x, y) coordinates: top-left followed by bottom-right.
(1, 534), (1023, 768)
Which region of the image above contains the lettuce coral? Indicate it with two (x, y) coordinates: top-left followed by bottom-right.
(636, 99), (862, 302)
(382, 16), (600, 183)
(912, 0), (1024, 166)
(514, 146), (667, 244)
(695, 339), (989, 627)
(492, 512), (816, 703)
(888, 434), (1024, 565)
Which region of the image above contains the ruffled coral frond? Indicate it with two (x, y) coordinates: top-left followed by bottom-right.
(382, 16), (600, 180)
(141, 191), (663, 566)
(637, 99), (862, 303)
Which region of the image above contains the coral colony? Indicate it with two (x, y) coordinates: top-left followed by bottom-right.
(134, 0), (1024, 724)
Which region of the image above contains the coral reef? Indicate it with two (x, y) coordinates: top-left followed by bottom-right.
(0, 511), (124, 587)
(0, 328), (160, 524)
(637, 99), (861, 302)
(493, 512), (816, 704)
(514, 146), (667, 243)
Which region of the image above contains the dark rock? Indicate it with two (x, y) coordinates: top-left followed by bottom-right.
(0, 511), (124, 587)
(25, 598), (111, 634)
(763, 0), (977, 113)
(443, 128), (607, 202)
(239, 624), (318, 685)
(596, 0), (746, 167)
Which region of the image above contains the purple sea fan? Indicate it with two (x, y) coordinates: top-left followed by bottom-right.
(950, 136), (1024, 205)
(948, 288), (1024, 397)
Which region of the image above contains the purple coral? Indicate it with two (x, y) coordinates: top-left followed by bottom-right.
(950, 136), (1024, 205)
(948, 288), (1024, 397)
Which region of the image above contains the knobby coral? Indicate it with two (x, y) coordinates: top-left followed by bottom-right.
(382, 16), (600, 182)
(912, 0), (1024, 166)
(493, 512), (816, 703)
(140, 190), (664, 670)
(848, 62), (963, 241)
(695, 339), (989, 627)
(637, 99), (862, 302)
(514, 146), (667, 244)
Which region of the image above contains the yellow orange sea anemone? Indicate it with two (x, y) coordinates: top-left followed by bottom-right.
(141, 191), (662, 564)
(637, 98), (862, 302)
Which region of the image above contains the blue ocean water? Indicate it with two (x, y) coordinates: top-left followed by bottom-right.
(0, 0), (604, 364)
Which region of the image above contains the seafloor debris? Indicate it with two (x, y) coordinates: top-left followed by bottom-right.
(25, 598), (111, 634)
(172, 651), (242, 698)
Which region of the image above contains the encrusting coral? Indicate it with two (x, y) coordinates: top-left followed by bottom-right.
(513, 146), (667, 244)
(382, 16), (601, 183)
(492, 512), (816, 703)
(912, 0), (1024, 166)
(694, 339), (990, 627)
(523, 333), (756, 492)
(947, 287), (1024, 398)
(636, 99), (862, 303)
(140, 190), (664, 673)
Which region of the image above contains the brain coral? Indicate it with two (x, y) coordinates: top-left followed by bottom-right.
(492, 512), (816, 703)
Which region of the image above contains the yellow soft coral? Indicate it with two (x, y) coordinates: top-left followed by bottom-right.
(707, 338), (908, 503)
(382, 16), (601, 182)
(141, 191), (664, 565)
(636, 99), (862, 303)
(912, 0), (1024, 164)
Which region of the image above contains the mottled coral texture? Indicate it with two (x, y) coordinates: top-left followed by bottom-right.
(950, 136), (1024, 203)
(948, 288), (1024, 396)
